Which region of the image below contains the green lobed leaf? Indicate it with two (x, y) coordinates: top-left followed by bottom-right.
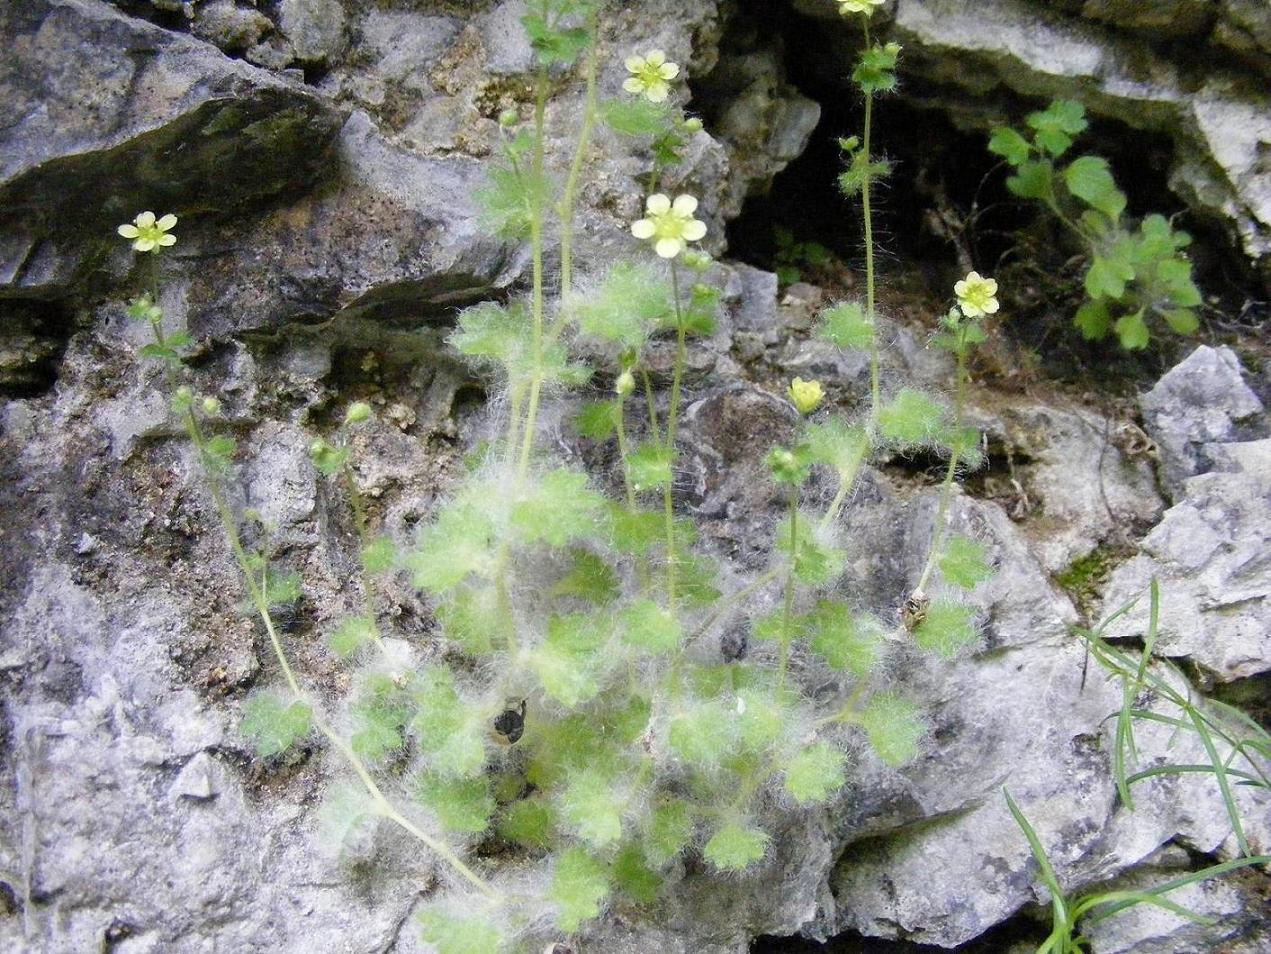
(610, 505), (663, 556)
(474, 165), (546, 239)
(552, 848), (610, 932)
(1074, 300), (1112, 340)
(416, 773), (495, 835)
(1084, 255), (1135, 300)
(1162, 308), (1199, 335)
(818, 301), (874, 350)
(878, 389), (946, 445)
(530, 613), (609, 707)
(600, 97), (674, 137)
(704, 821), (769, 872)
(857, 693), (925, 766)
(645, 799), (694, 866)
(450, 301), (532, 376)
(241, 692), (312, 759)
(575, 400), (619, 441)
(852, 41), (901, 94)
(626, 443), (674, 492)
(1063, 155), (1126, 220)
(328, 614), (377, 657)
(1026, 99), (1087, 156)
(435, 585), (499, 655)
(988, 126), (1031, 166)
(619, 599), (682, 653)
(807, 600), (884, 677)
(775, 513), (846, 587)
(409, 494), (497, 594)
(613, 844), (662, 904)
(1114, 309), (1150, 350)
(574, 261), (672, 348)
(560, 769), (625, 849)
(1006, 159), (1054, 200)
(913, 600), (979, 658)
(412, 666), (487, 778)
(736, 687), (786, 749)
(803, 419), (870, 478)
(350, 673), (409, 763)
(512, 468), (607, 548)
(784, 741), (847, 805)
(551, 549), (620, 605)
(418, 910), (503, 954)
(938, 535), (994, 590)
(669, 701), (737, 769)
(498, 798), (555, 849)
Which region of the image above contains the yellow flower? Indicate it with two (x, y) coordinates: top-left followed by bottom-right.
(623, 49), (680, 103)
(954, 271), (1000, 319)
(631, 193), (707, 259)
(788, 377), (824, 415)
(837, 0), (886, 14)
(117, 211), (177, 253)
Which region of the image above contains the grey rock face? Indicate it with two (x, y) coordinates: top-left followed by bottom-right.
(1101, 450), (1271, 683)
(0, 0), (343, 296)
(278, 0), (347, 65)
(1140, 344), (1266, 498)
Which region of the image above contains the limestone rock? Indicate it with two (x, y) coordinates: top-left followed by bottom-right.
(278, 0), (346, 65)
(0, 0), (343, 296)
(1140, 344), (1266, 498)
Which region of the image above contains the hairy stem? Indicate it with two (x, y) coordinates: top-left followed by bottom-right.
(860, 21), (881, 435)
(778, 486), (800, 693)
(554, 14), (599, 319)
(662, 261), (688, 610)
(167, 340), (497, 898)
(517, 67), (551, 479)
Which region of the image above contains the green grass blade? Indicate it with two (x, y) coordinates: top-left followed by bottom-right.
(1004, 788), (1070, 930)
(1186, 705), (1251, 856)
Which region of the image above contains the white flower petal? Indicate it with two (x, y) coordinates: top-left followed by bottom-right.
(645, 82), (669, 103)
(984, 299), (1000, 314)
(625, 55), (645, 72)
(118, 224), (140, 238)
(157, 213), (177, 231)
(984, 279), (998, 295)
(672, 195), (698, 216)
(631, 219), (656, 239)
(655, 237), (682, 259)
(623, 77), (645, 93)
(659, 63), (680, 80)
(965, 271), (982, 283)
(137, 211), (155, 228)
(681, 220), (707, 242)
(954, 281), (968, 297)
(158, 233), (177, 246)
(646, 49), (665, 67)
(135, 238), (156, 252)
(646, 194), (671, 215)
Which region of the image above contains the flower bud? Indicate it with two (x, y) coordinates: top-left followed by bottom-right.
(172, 386), (194, 412)
(683, 116), (703, 132)
(681, 250), (713, 273)
(615, 370), (636, 397)
(498, 108), (520, 127)
(201, 396), (221, 416)
(788, 377), (824, 415)
(345, 401), (373, 425)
